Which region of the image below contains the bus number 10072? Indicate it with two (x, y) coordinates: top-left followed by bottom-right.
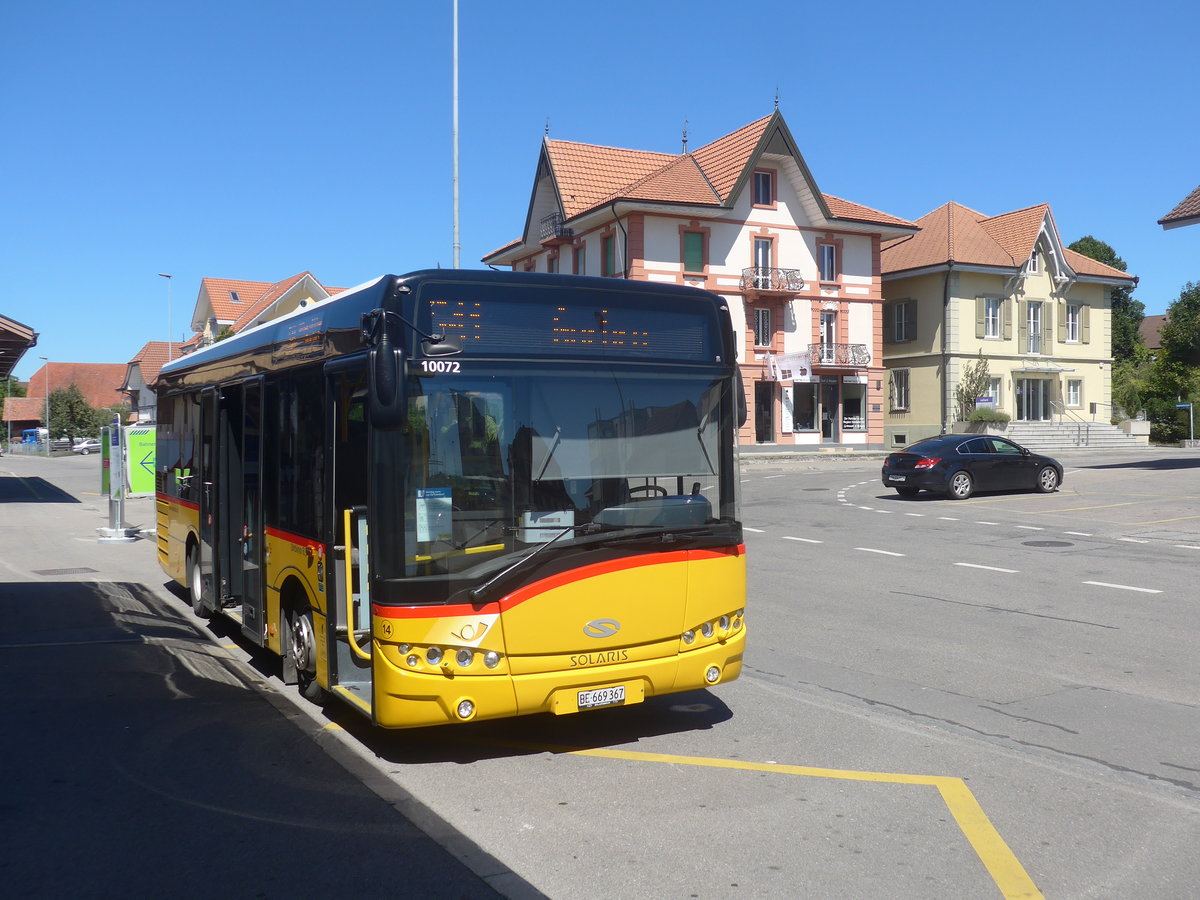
(416, 359), (461, 374)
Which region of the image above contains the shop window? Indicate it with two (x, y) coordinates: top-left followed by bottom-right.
(792, 383), (817, 431)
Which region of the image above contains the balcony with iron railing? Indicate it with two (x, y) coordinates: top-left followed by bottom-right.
(741, 267), (805, 294)
(810, 342), (871, 368)
(539, 212), (574, 244)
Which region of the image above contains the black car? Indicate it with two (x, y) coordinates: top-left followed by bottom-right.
(881, 433), (1063, 500)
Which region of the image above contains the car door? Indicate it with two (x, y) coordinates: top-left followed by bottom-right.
(957, 438), (993, 489)
(986, 436), (1035, 489)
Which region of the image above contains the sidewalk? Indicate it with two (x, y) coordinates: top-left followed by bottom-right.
(0, 454), (530, 899)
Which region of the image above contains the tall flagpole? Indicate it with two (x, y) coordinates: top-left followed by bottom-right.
(452, 0), (461, 268)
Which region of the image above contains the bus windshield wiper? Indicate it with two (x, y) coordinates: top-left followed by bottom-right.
(469, 521), (600, 601)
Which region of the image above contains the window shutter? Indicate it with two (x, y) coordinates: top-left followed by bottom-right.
(1018, 300), (1028, 349)
(1003, 298), (1012, 340)
(1081, 304), (1090, 343)
(883, 303), (893, 343)
(1057, 299), (1067, 343)
(975, 297), (986, 339)
(1044, 302), (1053, 352)
(908, 302), (917, 342)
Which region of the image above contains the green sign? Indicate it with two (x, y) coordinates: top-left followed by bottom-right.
(125, 426), (156, 496)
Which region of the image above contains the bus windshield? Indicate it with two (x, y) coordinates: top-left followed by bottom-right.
(370, 363), (735, 603)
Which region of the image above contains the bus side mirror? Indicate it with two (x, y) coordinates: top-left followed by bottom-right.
(368, 343), (406, 429)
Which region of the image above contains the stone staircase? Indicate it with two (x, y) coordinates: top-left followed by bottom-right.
(1005, 420), (1144, 452)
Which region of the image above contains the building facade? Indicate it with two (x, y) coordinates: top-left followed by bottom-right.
(880, 202), (1137, 447)
(484, 112), (916, 448)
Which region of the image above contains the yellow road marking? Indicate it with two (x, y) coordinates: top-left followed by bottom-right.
(1024, 501), (1142, 514)
(1120, 514), (1200, 526)
(566, 746), (1044, 900)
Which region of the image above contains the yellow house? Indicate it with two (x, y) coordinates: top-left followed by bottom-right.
(880, 202), (1137, 448)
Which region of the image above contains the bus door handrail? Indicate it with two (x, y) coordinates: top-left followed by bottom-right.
(341, 507), (372, 660)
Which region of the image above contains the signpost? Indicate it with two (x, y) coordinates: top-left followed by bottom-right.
(98, 416), (137, 544)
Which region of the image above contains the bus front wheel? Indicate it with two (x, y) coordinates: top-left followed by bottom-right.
(288, 607), (324, 702)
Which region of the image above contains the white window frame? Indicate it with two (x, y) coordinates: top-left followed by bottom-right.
(1028, 249), (1040, 274)
(984, 298), (1001, 339)
(753, 171), (774, 207)
(1066, 378), (1082, 408)
(891, 369), (910, 412)
(819, 244), (837, 282)
(1027, 301), (1043, 354)
(819, 310), (837, 362)
(893, 300), (914, 342)
(1065, 303), (1080, 343)
(987, 376), (1002, 407)
(754, 308), (772, 348)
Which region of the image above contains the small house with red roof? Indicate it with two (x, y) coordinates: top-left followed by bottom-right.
(120, 341), (187, 422)
(485, 110), (918, 448)
(880, 202), (1137, 447)
(189, 272), (346, 347)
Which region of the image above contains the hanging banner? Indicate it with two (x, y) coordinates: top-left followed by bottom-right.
(124, 426), (156, 497)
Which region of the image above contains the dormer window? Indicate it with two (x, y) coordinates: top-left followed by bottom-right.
(752, 170), (775, 208)
(1027, 249), (1040, 274)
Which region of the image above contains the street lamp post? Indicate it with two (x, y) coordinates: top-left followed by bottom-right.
(40, 355), (49, 455)
(158, 273), (173, 361)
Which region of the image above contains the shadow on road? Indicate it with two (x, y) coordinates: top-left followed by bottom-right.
(0, 475), (80, 503)
(1079, 456), (1200, 471)
(0, 579), (509, 898)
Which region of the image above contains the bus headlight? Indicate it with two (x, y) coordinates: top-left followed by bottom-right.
(426, 647), (444, 665)
(719, 615), (730, 630)
(705, 666), (721, 684)
(483, 650), (501, 668)
(406, 654), (419, 667)
(456, 648), (474, 667)
(682, 630), (695, 644)
(701, 622), (714, 638)
(456, 699), (475, 720)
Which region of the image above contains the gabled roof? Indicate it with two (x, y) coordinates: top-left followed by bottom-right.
(22, 362), (128, 409)
(488, 111), (915, 262)
(882, 201), (1135, 284)
(1159, 184), (1200, 230)
(1139, 314), (1166, 350)
(0, 312), (38, 380)
(2, 396), (44, 424)
(192, 272), (346, 334)
(122, 341), (186, 389)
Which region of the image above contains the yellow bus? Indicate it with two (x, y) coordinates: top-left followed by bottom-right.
(156, 270), (745, 728)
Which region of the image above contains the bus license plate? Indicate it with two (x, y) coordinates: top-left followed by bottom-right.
(578, 685), (625, 709)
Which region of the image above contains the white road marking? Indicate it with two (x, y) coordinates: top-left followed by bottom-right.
(1083, 581), (1162, 594)
(975, 521), (1000, 526)
(764, 474), (787, 479)
(1174, 544), (1200, 550)
(1119, 538), (1149, 544)
(782, 536), (823, 544)
(955, 563), (1019, 573)
(1063, 531), (1092, 536)
(905, 513), (924, 517)
(743, 527), (765, 533)
(854, 547), (905, 557)
(938, 517), (959, 521)
(1015, 526), (1043, 531)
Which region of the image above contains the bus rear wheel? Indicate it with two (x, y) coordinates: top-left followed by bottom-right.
(188, 548), (212, 619)
(288, 607), (325, 702)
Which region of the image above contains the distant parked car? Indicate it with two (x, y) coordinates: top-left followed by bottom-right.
(881, 434), (1063, 500)
(72, 439), (102, 455)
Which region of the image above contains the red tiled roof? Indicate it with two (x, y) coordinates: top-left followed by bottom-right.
(883, 201), (1134, 283)
(126, 341), (186, 386)
(229, 271), (311, 332)
(1159, 185), (1200, 228)
(2, 396), (44, 424)
(494, 113), (913, 261)
(201, 278), (273, 323)
(22, 362), (127, 409)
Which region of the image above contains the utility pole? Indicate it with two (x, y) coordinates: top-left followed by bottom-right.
(452, 0), (460, 268)
(158, 273), (173, 360)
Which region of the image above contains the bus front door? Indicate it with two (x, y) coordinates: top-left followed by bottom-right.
(215, 381), (265, 644)
(327, 365), (373, 714)
(196, 388), (218, 614)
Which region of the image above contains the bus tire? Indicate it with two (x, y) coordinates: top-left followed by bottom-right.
(188, 546), (212, 619)
(288, 605), (325, 703)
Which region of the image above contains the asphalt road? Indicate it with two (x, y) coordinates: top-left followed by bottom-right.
(3, 448), (1198, 899)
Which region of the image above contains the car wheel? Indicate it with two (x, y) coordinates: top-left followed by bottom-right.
(1036, 466), (1059, 493)
(947, 471), (973, 500)
(80, 448), (90, 455)
(895, 487), (920, 498)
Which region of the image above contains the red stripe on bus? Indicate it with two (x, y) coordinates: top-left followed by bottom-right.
(372, 545), (744, 619)
(157, 493), (199, 512)
(265, 526), (323, 549)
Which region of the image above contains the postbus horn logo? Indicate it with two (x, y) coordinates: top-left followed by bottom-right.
(583, 619), (621, 638)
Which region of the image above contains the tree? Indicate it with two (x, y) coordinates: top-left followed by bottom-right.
(47, 384), (101, 443)
(1068, 235), (1144, 361)
(955, 352), (991, 421)
(1159, 281), (1200, 368)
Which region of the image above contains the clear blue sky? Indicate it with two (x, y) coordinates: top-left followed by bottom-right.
(3, 0), (1198, 382)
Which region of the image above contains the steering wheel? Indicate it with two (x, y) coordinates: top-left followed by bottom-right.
(628, 484), (668, 497)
